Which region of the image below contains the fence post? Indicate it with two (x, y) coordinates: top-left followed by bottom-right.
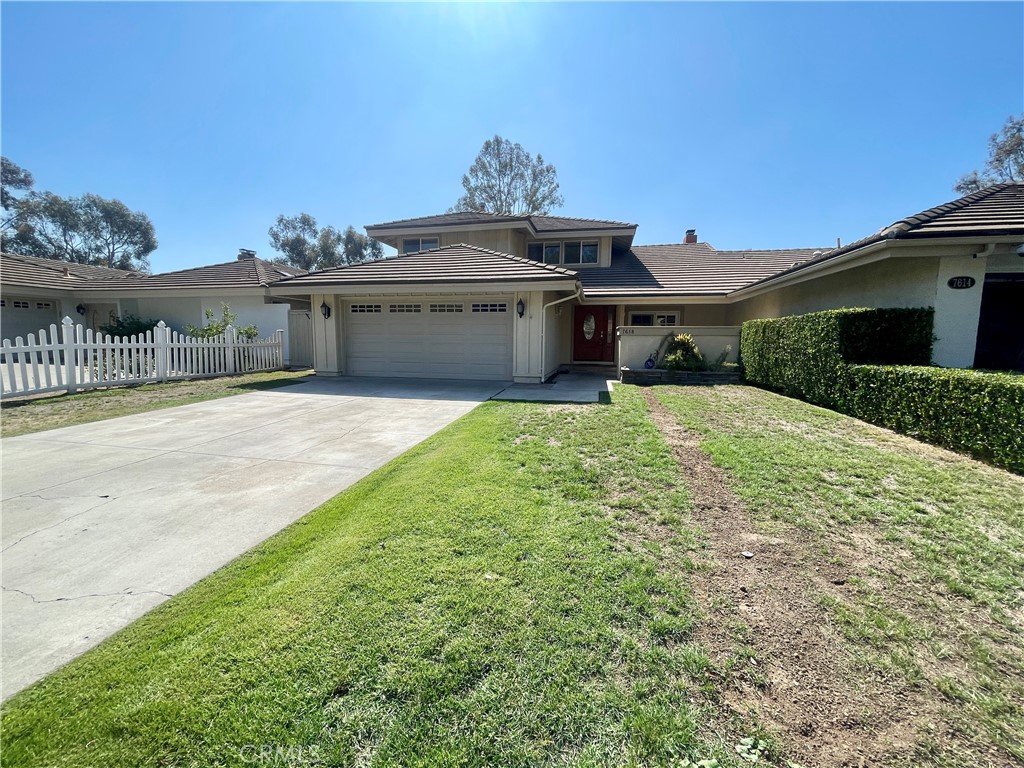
(61, 316), (78, 394)
(156, 322), (169, 382)
(225, 325), (237, 375)
(275, 329), (284, 369)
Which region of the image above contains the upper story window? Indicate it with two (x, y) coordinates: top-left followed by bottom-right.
(402, 237), (439, 254)
(527, 240), (599, 266)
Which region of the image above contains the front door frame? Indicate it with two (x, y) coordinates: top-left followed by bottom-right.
(572, 303), (617, 364)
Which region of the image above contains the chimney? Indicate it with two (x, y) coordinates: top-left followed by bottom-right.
(238, 248), (257, 261)
(684, 229), (697, 244)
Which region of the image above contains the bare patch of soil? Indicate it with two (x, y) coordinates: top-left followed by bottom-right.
(641, 389), (963, 768)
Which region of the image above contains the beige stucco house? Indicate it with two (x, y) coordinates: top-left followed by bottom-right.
(270, 184), (1024, 380)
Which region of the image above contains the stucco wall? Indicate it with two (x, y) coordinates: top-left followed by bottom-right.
(728, 256), (939, 326)
(617, 326), (741, 370)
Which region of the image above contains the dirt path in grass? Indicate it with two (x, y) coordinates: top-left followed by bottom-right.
(641, 389), (951, 768)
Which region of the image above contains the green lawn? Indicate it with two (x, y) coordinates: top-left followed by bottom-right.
(0, 369), (311, 437)
(3, 384), (1021, 767)
(1, 387), (737, 767)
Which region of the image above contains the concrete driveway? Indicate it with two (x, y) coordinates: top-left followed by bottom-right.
(1, 376), (505, 699)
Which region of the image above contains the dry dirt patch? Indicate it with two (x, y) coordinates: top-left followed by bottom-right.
(641, 389), (962, 768)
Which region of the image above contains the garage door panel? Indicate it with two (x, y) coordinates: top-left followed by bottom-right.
(345, 296), (512, 380)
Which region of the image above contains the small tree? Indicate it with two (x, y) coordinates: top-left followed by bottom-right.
(185, 304), (258, 340)
(954, 114), (1024, 194)
(450, 135), (564, 215)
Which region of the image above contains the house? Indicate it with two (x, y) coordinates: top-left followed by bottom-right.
(0, 250), (309, 364)
(269, 184), (1024, 380)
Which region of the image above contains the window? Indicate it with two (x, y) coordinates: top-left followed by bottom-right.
(12, 300), (30, 309)
(527, 240), (599, 265)
(472, 303), (507, 313)
(402, 237), (440, 254)
(389, 304), (421, 313)
(629, 312), (678, 327)
(429, 303), (463, 313)
(35, 301), (53, 309)
(350, 304), (382, 313)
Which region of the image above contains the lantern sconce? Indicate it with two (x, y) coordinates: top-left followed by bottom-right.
(76, 304), (86, 316)
(516, 298), (525, 318)
(320, 301), (332, 320)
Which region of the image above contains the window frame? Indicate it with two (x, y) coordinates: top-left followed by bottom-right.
(526, 239), (600, 266)
(401, 237), (440, 254)
(628, 311), (679, 327)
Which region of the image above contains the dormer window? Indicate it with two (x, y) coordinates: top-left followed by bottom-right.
(402, 237), (439, 254)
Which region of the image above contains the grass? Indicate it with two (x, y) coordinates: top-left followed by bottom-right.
(654, 384), (1024, 764)
(0, 369), (311, 437)
(5, 383), (1019, 766)
(1, 388), (756, 767)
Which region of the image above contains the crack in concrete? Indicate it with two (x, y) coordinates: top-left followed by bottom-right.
(1, 585), (174, 604)
(1, 496), (118, 553)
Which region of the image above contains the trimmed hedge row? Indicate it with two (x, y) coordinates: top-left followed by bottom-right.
(741, 307), (1024, 473)
(740, 307), (934, 408)
(845, 365), (1024, 473)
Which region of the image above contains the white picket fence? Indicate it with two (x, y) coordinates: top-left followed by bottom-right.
(0, 317), (285, 399)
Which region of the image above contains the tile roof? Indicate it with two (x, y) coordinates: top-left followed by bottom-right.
(1, 253), (304, 292)
(579, 243), (827, 298)
(1, 252), (141, 291)
(100, 257), (305, 290)
(366, 211), (636, 232)
(742, 183), (1024, 290)
(273, 243), (578, 288)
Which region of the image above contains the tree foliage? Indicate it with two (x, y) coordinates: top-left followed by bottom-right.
(1, 157), (156, 272)
(269, 214), (381, 270)
(1, 157), (34, 230)
(185, 303), (258, 341)
(954, 114), (1024, 194)
(450, 135), (564, 215)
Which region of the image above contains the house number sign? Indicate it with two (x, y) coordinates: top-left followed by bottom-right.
(947, 276), (976, 290)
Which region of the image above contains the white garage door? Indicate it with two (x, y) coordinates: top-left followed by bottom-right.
(345, 297), (513, 380)
(1, 298), (60, 343)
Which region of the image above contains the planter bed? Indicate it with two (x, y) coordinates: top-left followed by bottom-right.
(619, 367), (742, 386)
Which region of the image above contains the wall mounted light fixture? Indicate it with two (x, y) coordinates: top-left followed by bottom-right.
(76, 304), (86, 316)
(516, 298), (525, 318)
(320, 301), (332, 320)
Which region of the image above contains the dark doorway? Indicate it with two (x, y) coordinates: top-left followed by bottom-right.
(974, 273), (1024, 372)
(573, 305), (616, 363)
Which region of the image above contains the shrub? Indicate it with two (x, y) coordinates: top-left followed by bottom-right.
(740, 308), (934, 408)
(741, 307), (1023, 473)
(185, 304), (258, 341)
(99, 313), (160, 338)
(663, 333), (707, 371)
(845, 366), (1024, 473)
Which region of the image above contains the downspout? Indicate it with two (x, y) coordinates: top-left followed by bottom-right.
(538, 284), (582, 383)
(973, 243), (996, 259)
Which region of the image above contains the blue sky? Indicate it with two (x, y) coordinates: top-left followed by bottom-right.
(2, 2), (1022, 272)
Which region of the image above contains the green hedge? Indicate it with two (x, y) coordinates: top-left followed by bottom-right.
(845, 366), (1024, 473)
(740, 307), (934, 408)
(740, 307), (1024, 473)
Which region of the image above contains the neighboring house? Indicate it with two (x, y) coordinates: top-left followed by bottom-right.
(0, 250), (309, 364)
(270, 184), (1024, 381)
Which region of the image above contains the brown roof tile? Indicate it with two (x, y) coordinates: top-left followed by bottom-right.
(273, 243), (577, 288)
(742, 183), (1024, 290)
(579, 244), (826, 298)
(1, 252), (305, 293)
(1, 253), (141, 291)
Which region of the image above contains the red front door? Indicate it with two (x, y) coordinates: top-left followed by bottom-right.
(573, 305), (615, 362)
